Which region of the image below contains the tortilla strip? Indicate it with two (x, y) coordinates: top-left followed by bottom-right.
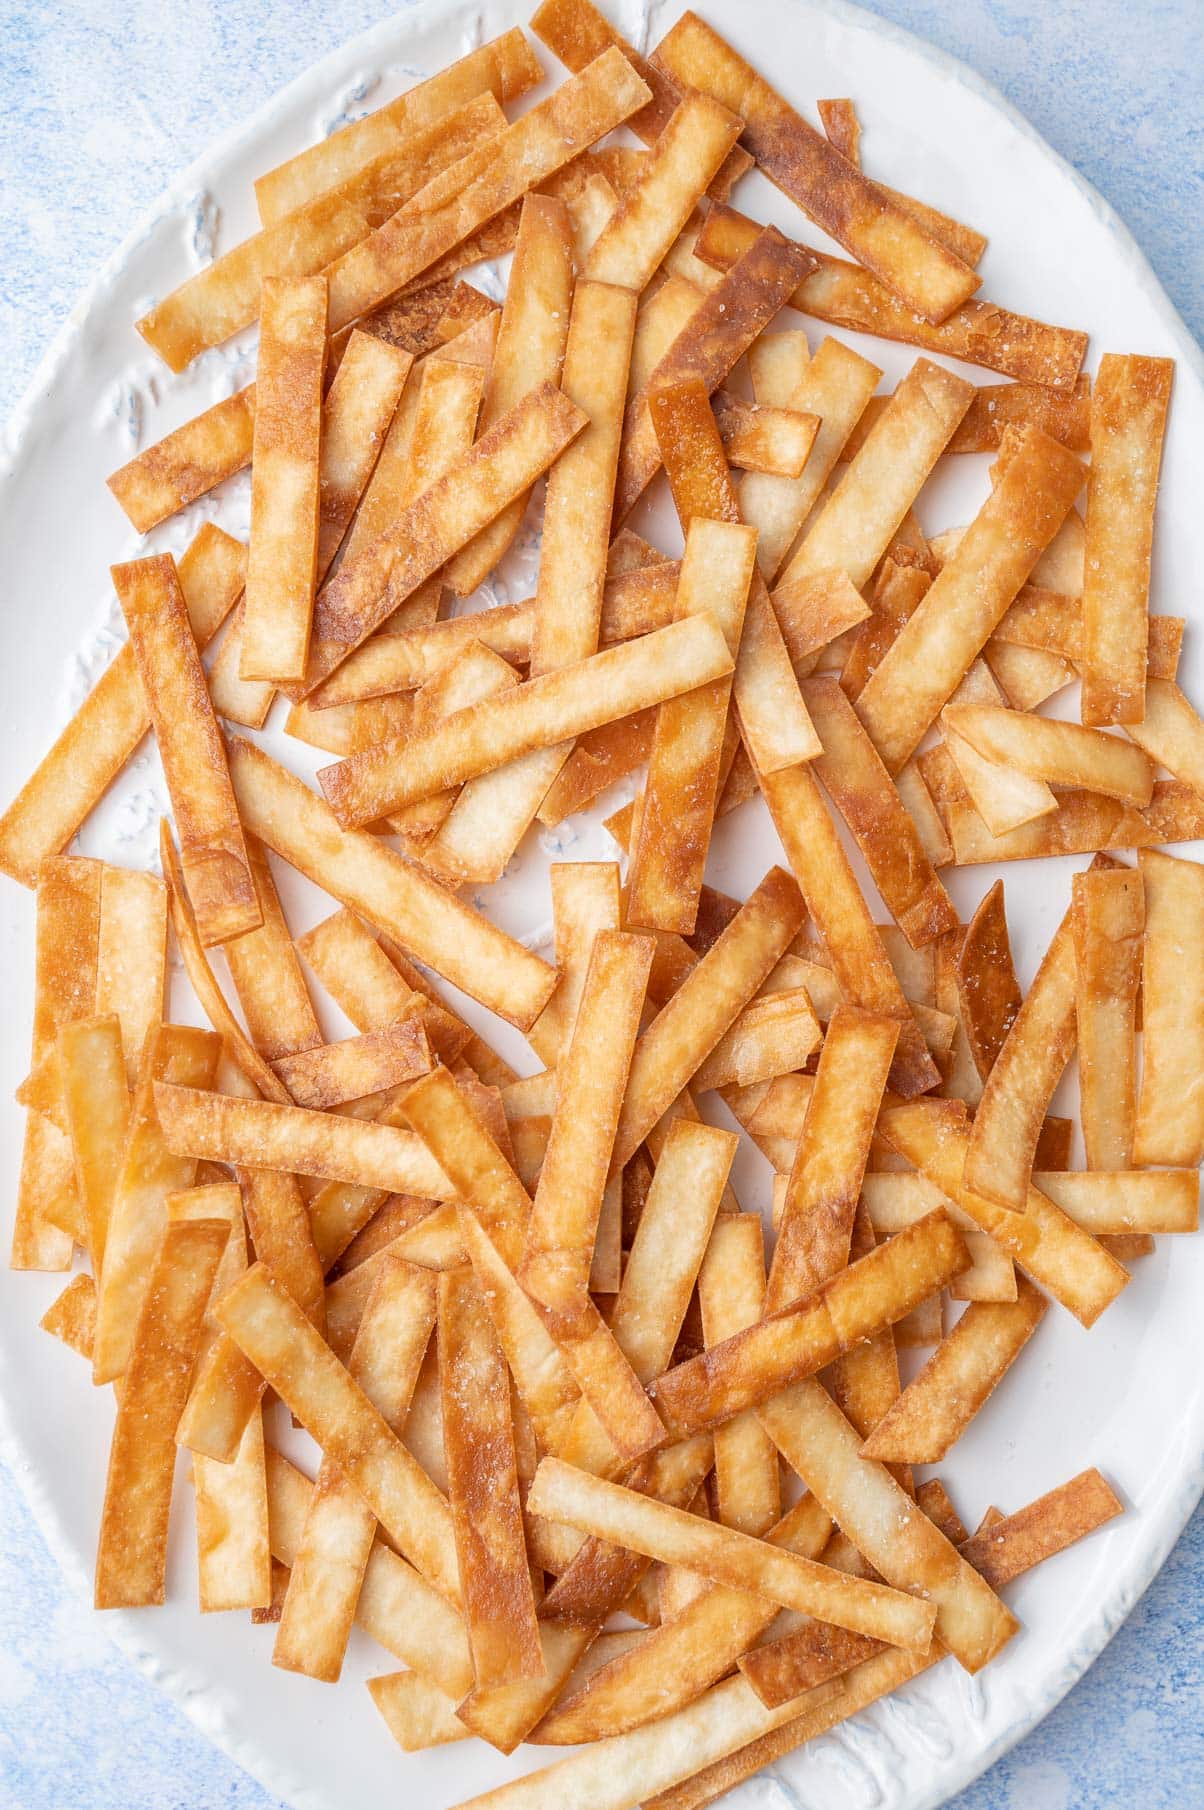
(1034, 1170), (1198, 1235)
(59, 1017), (130, 1272)
(318, 614), (732, 824)
(695, 205), (1087, 388)
(218, 1261), (458, 1597)
(1080, 353), (1174, 725)
(760, 762), (939, 1097)
(802, 677), (956, 948)
(255, 30), (540, 219)
(691, 990), (822, 1092)
(443, 195), (575, 597)
(609, 1120), (736, 1385)
(88, 865), (166, 1092)
(439, 1268), (543, 1688)
(650, 14), (978, 322)
(369, 1672), (469, 1753)
(272, 1020), (432, 1109)
(527, 862), (622, 1068)
(40, 1273), (97, 1360)
(1134, 848), (1204, 1165)
(712, 392), (820, 477)
(0, 525), (245, 888)
(613, 227), (815, 523)
(652, 1210), (967, 1432)
(1073, 865), (1144, 1170)
(1125, 677), (1204, 803)
(537, 711), (656, 827)
(94, 1190), (230, 1607)
(521, 933), (652, 1309)
(852, 432), (1085, 773)
(760, 1377), (1017, 1671)
(880, 1099), (1128, 1326)
(324, 49), (650, 332)
(221, 840), (322, 1064)
(107, 387), (257, 532)
(626, 519), (758, 933)
(611, 868), (804, 1169)
(227, 740), (555, 1029)
(528, 1459), (933, 1649)
(693, 1221), (779, 1539)
(947, 704), (1153, 807)
(768, 1008), (899, 1312)
(861, 1275), (1047, 1463)
(963, 888), (1079, 1209)
(955, 880), (1022, 1082)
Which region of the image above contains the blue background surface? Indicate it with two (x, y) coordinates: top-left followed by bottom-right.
(0, 3), (1200, 1806)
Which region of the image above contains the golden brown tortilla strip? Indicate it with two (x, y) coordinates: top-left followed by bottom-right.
(1034, 1170), (1198, 1235)
(697, 204), (1087, 387)
(880, 1099), (1128, 1326)
(0, 525), (245, 887)
(947, 779), (1204, 864)
(254, 31), (542, 222)
(711, 391), (820, 478)
(272, 1020), (432, 1109)
(1080, 353), (1174, 725)
(222, 839), (322, 1063)
(1124, 676), (1204, 801)
(92, 865), (167, 1090)
(527, 862), (622, 1067)
(1073, 865), (1144, 1170)
(40, 1272), (97, 1360)
(227, 739), (555, 1029)
(107, 387), (256, 533)
(815, 95), (987, 265)
(1134, 848), (1204, 1166)
(960, 1469), (1123, 1588)
(439, 1267), (543, 1688)
(946, 704), (1153, 807)
(537, 710), (656, 827)
(690, 990), (822, 1092)
(760, 762), (939, 1097)
(59, 1016), (129, 1271)
(650, 13), (978, 322)
(699, 1215), (781, 1536)
(324, 49), (651, 332)
(652, 1209), (967, 1432)
(955, 880), (1022, 1083)
(368, 1672), (469, 1752)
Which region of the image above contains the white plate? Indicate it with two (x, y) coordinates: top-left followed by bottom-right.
(1, 1), (1201, 1807)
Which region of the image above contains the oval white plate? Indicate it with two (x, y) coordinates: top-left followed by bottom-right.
(1, 2), (1201, 1808)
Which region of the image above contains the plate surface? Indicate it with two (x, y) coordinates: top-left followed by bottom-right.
(0, 2), (1201, 1808)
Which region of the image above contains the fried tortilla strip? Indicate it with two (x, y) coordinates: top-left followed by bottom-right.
(691, 990), (822, 1092)
(699, 1215), (780, 1535)
(803, 677), (957, 948)
(93, 866), (167, 1089)
(443, 195), (574, 596)
(265, 1447), (473, 1696)
(760, 762), (939, 1097)
(324, 49), (651, 332)
(947, 780), (1204, 864)
(651, 13), (978, 322)
(40, 1273), (97, 1360)
(273, 1020), (432, 1109)
(254, 30), (541, 220)
(612, 868), (805, 1169)
(1033, 1170), (1198, 1235)
(613, 227), (815, 522)
(222, 840), (322, 1063)
(1081, 353), (1174, 725)
(154, 1084), (453, 1197)
(946, 704), (1153, 807)
(955, 879), (1021, 1081)
(760, 1377), (1017, 1670)
(773, 358), (973, 604)
(527, 862), (622, 1068)
(217, 1261), (458, 1597)
(1134, 848), (1204, 1165)
(772, 568), (870, 672)
(740, 334), (881, 582)
(959, 1469), (1123, 1588)
(1125, 677), (1204, 801)
(696, 205), (1087, 388)
(59, 1017), (129, 1272)
(521, 932), (652, 1308)
(369, 1672), (469, 1751)
(951, 375), (1091, 452)
(528, 1458), (933, 1648)
(712, 392), (820, 477)
(439, 1267), (543, 1688)
(652, 1210), (967, 1432)
(94, 1188), (229, 1609)
(113, 555), (257, 945)
(227, 740), (555, 1029)
(861, 1275), (1047, 1463)
(651, 379), (822, 772)
(880, 1099), (1128, 1326)
(383, 643), (518, 839)
(107, 388), (257, 532)
(626, 519), (758, 933)
(0, 524), (245, 887)
(1073, 865), (1144, 1170)
(317, 614), (733, 824)
(609, 1120), (736, 1384)
(274, 1257), (435, 1680)
(92, 1024), (220, 1383)
(767, 1008), (899, 1312)
(964, 888), (1078, 1209)
(852, 432), (1086, 773)
(536, 710), (656, 827)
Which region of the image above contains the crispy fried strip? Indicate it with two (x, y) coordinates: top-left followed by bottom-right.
(59, 1016), (130, 1272)
(955, 879), (1021, 1082)
(92, 866), (167, 1090)
(40, 1273), (97, 1359)
(272, 1020), (432, 1109)
(691, 990), (822, 1092)
(107, 389), (257, 533)
(95, 1189), (230, 1606)
(653, 1211), (967, 1432)
(1033, 1171), (1198, 1235)
(440, 1267), (543, 1688)
(946, 780), (1204, 864)
(650, 13), (978, 322)
(1073, 865), (1144, 1170)
(959, 1469), (1123, 1587)
(227, 739), (555, 1029)
(223, 839), (322, 1062)
(0, 525), (245, 887)
(947, 705), (1152, 806)
(699, 1215), (781, 1536)
(712, 391), (820, 477)
(1134, 848), (1204, 1165)
(1125, 677), (1204, 801)
(527, 862), (622, 1068)
(1081, 353), (1174, 724)
(368, 1672), (469, 1751)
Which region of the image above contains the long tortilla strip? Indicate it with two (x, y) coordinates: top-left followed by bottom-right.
(1133, 849), (1204, 1166)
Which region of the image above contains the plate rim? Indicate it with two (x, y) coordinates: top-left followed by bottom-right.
(0, 3), (1201, 1808)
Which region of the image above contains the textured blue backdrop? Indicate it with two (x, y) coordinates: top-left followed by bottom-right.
(0, 3), (1200, 1807)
